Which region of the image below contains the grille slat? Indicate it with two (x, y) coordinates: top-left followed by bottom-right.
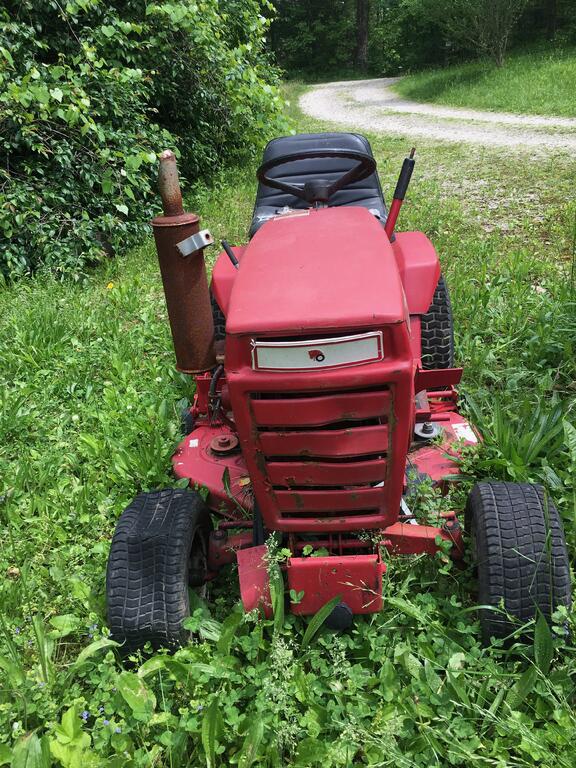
(275, 487), (383, 513)
(259, 424), (388, 459)
(267, 458), (387, 487)
(251, 390), (390, 427)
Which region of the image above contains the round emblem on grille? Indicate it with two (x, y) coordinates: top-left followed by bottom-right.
(308, 349), (325, 362)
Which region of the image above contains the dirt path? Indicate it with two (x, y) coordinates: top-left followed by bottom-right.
(299, 77), (576, 151)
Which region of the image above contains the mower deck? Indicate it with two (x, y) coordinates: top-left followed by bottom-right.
(172, 384), (475, 615)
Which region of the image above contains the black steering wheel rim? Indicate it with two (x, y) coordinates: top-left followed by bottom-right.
(256, 148), (377, 205)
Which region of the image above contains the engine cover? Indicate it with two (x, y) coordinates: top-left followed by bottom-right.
(226, 206), (406, 337)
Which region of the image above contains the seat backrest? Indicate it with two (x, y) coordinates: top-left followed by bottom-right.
(254, 132), (387, 213)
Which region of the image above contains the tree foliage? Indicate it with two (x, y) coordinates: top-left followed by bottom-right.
(0, 0), (285, 279)
(425, 0), (531, 66)
(271, 0), (576, 76)
(271, 1), (358, 75)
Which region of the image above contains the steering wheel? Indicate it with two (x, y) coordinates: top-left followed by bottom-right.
(256, 148), (377, 206)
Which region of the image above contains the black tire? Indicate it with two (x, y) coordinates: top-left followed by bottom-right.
(180, 407), (195, 436)
(106, 489), (212, 651)
(252, 501), (266, 546)
(466, 482), (571, 645)
(421, 275), (454, 369)
(211, 292), (226, 342)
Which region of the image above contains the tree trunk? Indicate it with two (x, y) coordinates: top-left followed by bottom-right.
(355, 0), (369, 69)
(493, 45), (505, 67)
(546, 0), (557, 39)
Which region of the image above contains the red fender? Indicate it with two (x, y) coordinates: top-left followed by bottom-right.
(392, 231), (440, 314)
(211, 246), (245, 315)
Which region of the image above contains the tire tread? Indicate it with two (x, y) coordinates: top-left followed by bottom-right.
(466, 481), (571, 644)
(211, 293), (226, 342)
(421, 275), (455, 369)
(106, 489), (211, 651)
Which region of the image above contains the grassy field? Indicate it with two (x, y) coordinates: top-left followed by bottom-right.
(394, 47), (576, 117)
(1, 83), (576, 766)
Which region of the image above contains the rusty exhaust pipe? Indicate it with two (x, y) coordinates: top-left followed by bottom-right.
(151, 150), (216, 374)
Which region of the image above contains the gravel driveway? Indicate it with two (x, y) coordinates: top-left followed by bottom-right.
(300, 78), (576, 151)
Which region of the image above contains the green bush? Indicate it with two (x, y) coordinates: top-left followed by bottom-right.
(0, 0), (285, 280)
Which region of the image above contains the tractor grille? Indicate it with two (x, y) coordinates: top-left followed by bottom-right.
(250, 386), (390, 522)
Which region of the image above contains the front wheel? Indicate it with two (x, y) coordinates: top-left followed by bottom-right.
(106, 489), (212, 651)
(466, 481), (571, 646)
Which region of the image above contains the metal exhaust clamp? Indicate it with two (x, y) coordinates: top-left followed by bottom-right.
(176, 229), (214, 257)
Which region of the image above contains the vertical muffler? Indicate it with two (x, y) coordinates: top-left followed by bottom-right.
(151, 150), (216, 373)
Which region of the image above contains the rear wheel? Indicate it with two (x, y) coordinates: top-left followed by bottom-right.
(421, 275), (454, 369)
(180, 404), (195, 436)
(106, 489), (212, 651)
(211, 293), (226, 342)
(466, 481), (571, 646)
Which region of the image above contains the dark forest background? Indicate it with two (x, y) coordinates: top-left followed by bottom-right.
(270, 0), (576, 75)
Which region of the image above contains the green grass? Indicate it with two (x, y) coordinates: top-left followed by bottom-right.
(1, 82), (576, 766)
(394, 47), (576, 117)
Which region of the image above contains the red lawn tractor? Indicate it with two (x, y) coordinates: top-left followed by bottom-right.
(106, 132), (571, 649)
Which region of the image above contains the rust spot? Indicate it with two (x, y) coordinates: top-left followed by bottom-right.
(388, 394), (397, 431)
(291, 492), (304, 510)
(158, 150), (184, 217)
(255, 450), (268, 476)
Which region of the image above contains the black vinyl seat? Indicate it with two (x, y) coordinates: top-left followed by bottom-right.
(250, 132), (387, 237)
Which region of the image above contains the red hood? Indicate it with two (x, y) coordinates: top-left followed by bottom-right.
(226, 206), (406, 337)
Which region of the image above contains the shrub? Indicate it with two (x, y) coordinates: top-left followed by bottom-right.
(0, 0), (285, 280)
